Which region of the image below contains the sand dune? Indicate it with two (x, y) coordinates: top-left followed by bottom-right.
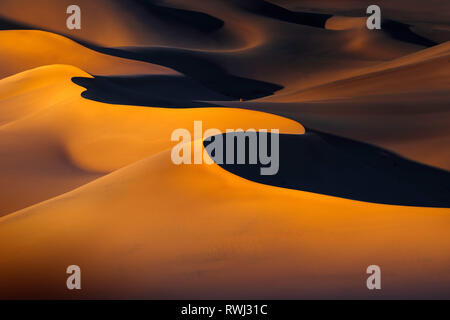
(0, 0), (448, 299)
(0, 64), (302, 216)
(66, 27), (448, 171)
(269, 50), (450, 101)
(212, 131), (450, 207)
(0, 139), (449, 299)
(0, 30), (176, 79)
(87, 24), (422, 102)
(72, 74), (234, 108)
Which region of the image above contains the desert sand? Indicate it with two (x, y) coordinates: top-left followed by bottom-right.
(0, 0), (449, 299)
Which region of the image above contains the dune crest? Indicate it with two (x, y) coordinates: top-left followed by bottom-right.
(0, 0), (448, 300)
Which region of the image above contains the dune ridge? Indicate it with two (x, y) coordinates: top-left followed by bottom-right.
(0, 0), (449, 299)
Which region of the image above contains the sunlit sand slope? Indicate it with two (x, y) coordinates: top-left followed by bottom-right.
(0, 141), (449, 299)
(0, 64), (303, 216)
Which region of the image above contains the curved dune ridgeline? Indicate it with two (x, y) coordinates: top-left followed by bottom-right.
(208, 131), (450, 207)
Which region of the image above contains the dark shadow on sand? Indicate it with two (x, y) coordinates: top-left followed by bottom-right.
(72, 73), (283, 107)
(231, 0), (332, 28)
(205, 130), (450, 207)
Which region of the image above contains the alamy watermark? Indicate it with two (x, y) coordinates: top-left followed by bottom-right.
(171, 121), (280, 175)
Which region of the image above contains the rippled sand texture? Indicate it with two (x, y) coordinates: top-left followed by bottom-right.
(0, 0), (449, 299)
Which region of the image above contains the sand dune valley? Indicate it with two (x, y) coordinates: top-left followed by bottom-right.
(0, 0), (449, 299)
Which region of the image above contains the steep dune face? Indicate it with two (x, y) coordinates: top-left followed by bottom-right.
(0, 142), (449, 299)
(0, 64), (303, 216)
(0, 30), (176, 79)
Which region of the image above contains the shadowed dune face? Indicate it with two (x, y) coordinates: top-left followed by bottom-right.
(0, 0), (257, 49)
(230, 91), (450, 171)
(0, 0), (449, 299)
(326, 16), (437, 47)
(0, 0), (140, 46)
(0, 30), (177, 79)
(0, 64), (302, 216)
(132, 0), (225, 33)
(1, 141), (449, 299)
(270, 52), (450, 101)
(84, 31), (422, 104)
(72, 73), (283, 105)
